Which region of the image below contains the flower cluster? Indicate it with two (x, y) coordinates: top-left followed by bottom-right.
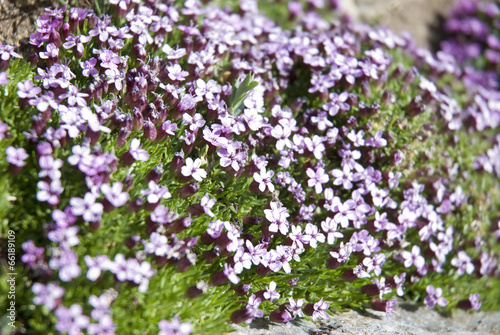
(1, 0), (499, 334)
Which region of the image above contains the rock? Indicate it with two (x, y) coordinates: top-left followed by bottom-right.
(231, 302), (500, 335)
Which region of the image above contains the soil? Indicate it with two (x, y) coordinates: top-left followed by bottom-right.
(0, 0), (91, 53)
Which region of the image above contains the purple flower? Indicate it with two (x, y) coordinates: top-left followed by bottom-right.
(128, 138), (150, 162)
(331, 165), (359, 190)
(6, 146), (29, 167)
(140, 181), (171, 204)
(371, 298), (398, 318)
(68, 145), (91, 166)
(70, 193), (103, 222)
(32, 282), (65, 311)
(268, 246), (293, 273)
(95, 47), (120, 67)
(334, 201), (357, 228)
(401, 245), (425, 270)
(263, 281), (280, 302)
(48, 226), (79, 247)
(37, 180), (64, 205)
(39, 43), (59, 59)
(0, 72), (7, 85)
(181, 158), (207, 182)
(0, 121), (7, 139)
(158, 316), (192, 335)
(89, 294), (113, 321)
(63, 34), (91, 56)
(88, 315), (116, 335)
(55, 304), (90, 335)
(167, 64), (189, 82)
(0, 44), (21, 61)
(253, 168), (275, 193)
(286, 297), (305, 317)
(21, 240), (45, 267)
(101, 182), (130, 208)
(144, 232), (169, 256)
(217, 143), (246, 171)
(81, 58), (99, 77)
(84, 255), (110, 281)
(305, 298), (330, 321)
(306, 167), (329, 194)
(200, 193), (216, 217)
(49, 247), (81, 282)
(323, 92), (350, 116)
(304, 223), (326, 248)
(264, 201), (290, 235)
(321, 217), (344, 245)
(424, 285), (448, 309)
(89, 15), (115, 42)
(304, 135), (325, 160)
(17, 80), (41, 99)
(451, 250), (475, 275)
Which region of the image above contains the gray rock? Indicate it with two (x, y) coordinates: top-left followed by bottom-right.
(230, 302), (500, 335)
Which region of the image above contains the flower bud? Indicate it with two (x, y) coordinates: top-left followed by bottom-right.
(269, 309), (293, 323)
(403, 66), (418, 84)
(169, 152), (184, 175)
(177, 182), (199, 198)
(170, 216), (192, 233)
(128, 197), (144, 212)
(361, 284), (380, 296)
(230, 308), (253, 324)
(146, 165), (163, 184)
(143, 120), (157, 142)
(234, 283), (252, 296)
(210, 270), (229, 286)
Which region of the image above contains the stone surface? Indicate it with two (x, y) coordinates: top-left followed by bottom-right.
(230, 302), (500, 335)
(340, 0), (456, 48)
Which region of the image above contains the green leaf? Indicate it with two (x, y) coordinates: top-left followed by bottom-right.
(228, 73), (259, 116)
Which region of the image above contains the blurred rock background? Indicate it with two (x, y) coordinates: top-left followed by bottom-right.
(339, 0), (456, 48)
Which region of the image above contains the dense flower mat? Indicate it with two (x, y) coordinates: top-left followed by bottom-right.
(0, 0), (499, 334)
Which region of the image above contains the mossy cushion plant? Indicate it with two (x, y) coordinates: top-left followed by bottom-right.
(0, 0), (499, 334)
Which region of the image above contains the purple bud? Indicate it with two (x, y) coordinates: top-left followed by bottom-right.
(256, 264), (271, 276)
(381, 90), (393, 105)
(177, 256), (193, 273)
(169, 153), (184, 175)
(341, 269), (357, 282)
(143, 120), (157, 142)
(234, 283), (252, 296)
(210, 270), (229, 286)
(133, 108), (144, 131)
(177, 182), (199, 198)
(269, 309), (293, 323)
(124, 235), (141, 249)
(122, 174), (135, 191)
(230, 308), (253, 324)
(360, 80), (371, 98)
(391, 63), (404, 79)
(116, 127), (132, 149)
(170, 216), (192, 233)
(128, 197), (144, 212)
(361, 284), (380, 296)
(406, 95), (426, 117)
(347, 93), (358, 106)
(146, 165), (163, 184)
(186, 285), (204, 299)
(242, 216), (263, 226)
(403, 66), (418, 84)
